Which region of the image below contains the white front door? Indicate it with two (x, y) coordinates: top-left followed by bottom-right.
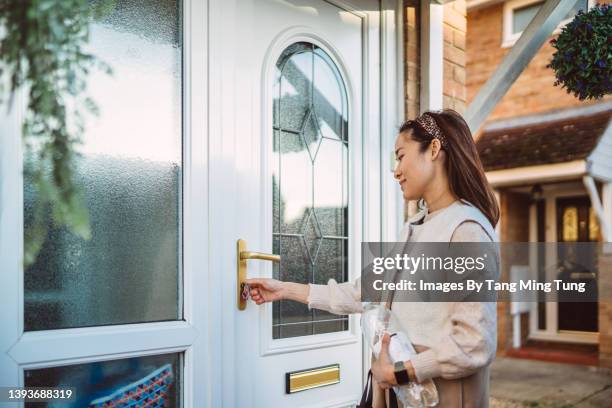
(208, 1), (402, 406)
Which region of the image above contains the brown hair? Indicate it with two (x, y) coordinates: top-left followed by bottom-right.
(399, 109), (500, 227)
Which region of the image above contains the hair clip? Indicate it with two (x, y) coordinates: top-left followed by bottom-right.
(416, 113), (447, 148)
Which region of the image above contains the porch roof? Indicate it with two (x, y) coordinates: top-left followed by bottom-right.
(476, 104), (612, 172)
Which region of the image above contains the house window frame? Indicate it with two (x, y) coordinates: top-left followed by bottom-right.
(502, 0), (594, 48)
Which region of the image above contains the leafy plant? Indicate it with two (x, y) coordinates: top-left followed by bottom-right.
(0, 0), (113, 266)
(548, 4), (612, 100)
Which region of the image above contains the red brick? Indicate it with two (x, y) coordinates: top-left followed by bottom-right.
(406, 80), (418, 102)
(453, 30), (466, 50)
(600, 247), (612, 367)
(444, 26), (453, 45)
(406, 43), (418, 62)
(444, 7), (467, 32)
(407, 104), (419, 121)
(443, 95), (454, 110)
(404, 2), (421, 119)
(444, 61), (453, 79)
(453, 0), (467, 17)
(444, 42), (466, 66)
(444, 78), (467, 101)
(453, 65), (466, 85)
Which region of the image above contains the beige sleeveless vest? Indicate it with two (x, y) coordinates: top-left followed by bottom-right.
(373, 200), (497, 408)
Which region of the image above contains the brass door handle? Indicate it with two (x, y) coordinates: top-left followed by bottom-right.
(240, 251), (280, 262)
(237, 239), (280, 310)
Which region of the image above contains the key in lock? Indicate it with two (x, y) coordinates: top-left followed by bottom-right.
(240, 282), (250, 301)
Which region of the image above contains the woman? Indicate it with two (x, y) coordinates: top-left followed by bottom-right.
(247, 110), (500, 408)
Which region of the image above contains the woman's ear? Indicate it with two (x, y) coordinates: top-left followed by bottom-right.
(430, 139), (442, 160)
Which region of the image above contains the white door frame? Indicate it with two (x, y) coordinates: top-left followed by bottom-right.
(381, 0), (406, 242)
(0, 1), (211, 406)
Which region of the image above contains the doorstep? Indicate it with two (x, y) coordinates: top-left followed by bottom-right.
(505, 340), (599, 366)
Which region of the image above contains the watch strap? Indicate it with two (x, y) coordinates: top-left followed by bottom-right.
(393, 361), (410, 385)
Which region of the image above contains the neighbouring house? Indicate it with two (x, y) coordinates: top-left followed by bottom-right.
(467, 0), (612, 367)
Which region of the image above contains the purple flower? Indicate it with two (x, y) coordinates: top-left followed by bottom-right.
(597, 60), (606, 68)
(586, 23), (593, 31)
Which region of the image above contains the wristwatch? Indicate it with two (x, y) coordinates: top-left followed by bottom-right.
(393, 361), (411, 385)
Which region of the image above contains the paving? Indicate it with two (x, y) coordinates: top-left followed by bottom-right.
(489, 357), (612, 407)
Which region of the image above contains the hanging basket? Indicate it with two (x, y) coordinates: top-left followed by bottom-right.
(547, 4), (612, 100)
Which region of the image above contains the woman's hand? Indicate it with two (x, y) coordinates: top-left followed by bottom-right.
(246, 278), (285, 304)
(371, 333), (398, 389)
(246, 279), (311, 305)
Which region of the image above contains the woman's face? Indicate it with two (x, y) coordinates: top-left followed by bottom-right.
(393, 131), (435, 201)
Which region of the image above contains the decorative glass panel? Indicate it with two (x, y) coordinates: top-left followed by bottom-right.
(272, 43), (349, 339)
(23, 0), (182, 331)
(589, 207), (600, 241)
(562, 207), (579, 242)
(25, 353), (181, 407)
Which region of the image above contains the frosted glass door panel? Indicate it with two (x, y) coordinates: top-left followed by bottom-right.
(272, 43), (349, 339)
(23, 0), (182, 331)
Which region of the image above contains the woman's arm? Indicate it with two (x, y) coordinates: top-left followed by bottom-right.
(371, 334), (417, 388)
(246, 277), (363, 314)
(245, 279), (310, 304)
(409, 301), (496, 382)
(373, 302), (495, 385)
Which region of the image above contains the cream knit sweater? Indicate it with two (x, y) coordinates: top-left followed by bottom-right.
(307, 201), (498, 383)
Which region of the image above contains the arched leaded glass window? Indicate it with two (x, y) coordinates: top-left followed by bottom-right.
(272, 42), (349, 339)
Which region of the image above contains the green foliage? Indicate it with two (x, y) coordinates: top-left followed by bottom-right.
(0, 0), (113, 266)
(548, 4), (612, 100)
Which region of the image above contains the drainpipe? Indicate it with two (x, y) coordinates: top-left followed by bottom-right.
(583, 175), (611, 242)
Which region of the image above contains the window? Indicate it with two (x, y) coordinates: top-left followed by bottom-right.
(24, 0), (183, 331)
(25, 353), (182, 407)
(502, 0), (590, 47)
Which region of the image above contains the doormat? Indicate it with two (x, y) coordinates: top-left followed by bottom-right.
(88, 364), (174, 407)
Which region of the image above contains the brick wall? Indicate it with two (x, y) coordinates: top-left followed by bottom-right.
(466, 1), (610, 122)
(405, 0), (420, 120)
(600, 247), (612, 368)
(443, 0), (467, 114)
(405, 0), (469, 118)
(404, 1), (420, 220)
(497, 191), (531, 354)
